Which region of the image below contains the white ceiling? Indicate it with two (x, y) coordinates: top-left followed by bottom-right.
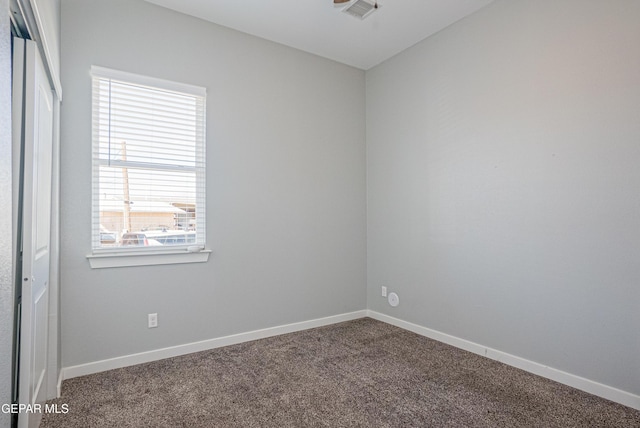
(144, 0), (494, 70)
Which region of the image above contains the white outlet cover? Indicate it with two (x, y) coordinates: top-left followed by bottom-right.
(388, 292), (399, 307)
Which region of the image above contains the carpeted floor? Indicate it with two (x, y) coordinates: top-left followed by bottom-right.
(42, 318), (640, 427)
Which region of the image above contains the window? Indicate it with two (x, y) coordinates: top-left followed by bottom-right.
(88, 66), (208, 268)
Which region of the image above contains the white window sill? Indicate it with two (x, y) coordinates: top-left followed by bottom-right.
(87, 248), (211, 269)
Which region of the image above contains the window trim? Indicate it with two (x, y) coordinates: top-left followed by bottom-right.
(87, 66), (209, 268)
(90, 66), (206, 98)
(87, 248), (211, 269)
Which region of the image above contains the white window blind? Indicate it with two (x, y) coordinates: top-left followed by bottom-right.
(91, 66), (206, 252)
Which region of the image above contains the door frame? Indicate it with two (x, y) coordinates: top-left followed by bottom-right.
(10, 0), (62, 423)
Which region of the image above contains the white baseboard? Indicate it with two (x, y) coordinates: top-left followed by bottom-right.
(57, 370), (63, 397)
(62, 310), (367, 381)
(366, 310), (640, 411)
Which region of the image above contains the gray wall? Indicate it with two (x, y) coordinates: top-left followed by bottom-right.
(1, 0), (13, 424)
(60, 0), (366, 367)
(367, 0), (640, 395)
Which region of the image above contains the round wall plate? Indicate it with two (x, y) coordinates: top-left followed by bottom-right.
(388, 292), (399, 307)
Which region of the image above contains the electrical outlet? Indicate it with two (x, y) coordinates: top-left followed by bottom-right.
(148, 313), (158, 328)
(381, 286), (387, 297)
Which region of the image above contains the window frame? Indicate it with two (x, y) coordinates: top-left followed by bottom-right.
(87, 66), (209, 268)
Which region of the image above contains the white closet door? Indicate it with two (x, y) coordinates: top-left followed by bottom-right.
(13, 37), (54, 428)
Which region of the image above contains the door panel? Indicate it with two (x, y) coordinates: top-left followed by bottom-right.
(14, 37), (54, 428)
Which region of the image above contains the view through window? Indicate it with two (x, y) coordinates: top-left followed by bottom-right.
(91, 66), (206, 251)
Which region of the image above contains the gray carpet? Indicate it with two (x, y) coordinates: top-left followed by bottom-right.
(42, 318), (640, 427)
